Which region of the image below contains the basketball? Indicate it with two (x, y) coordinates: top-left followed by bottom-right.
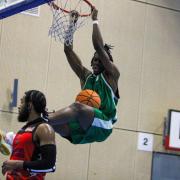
(75, 89), (101, 109)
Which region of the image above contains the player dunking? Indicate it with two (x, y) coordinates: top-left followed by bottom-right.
(48, 7), (120, 144)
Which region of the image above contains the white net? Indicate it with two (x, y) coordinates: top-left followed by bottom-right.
(49, 0), (92, 46)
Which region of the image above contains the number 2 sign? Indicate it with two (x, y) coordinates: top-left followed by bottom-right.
(138, 133), (154, 152)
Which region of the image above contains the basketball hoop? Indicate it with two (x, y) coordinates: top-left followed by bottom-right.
(48, 0), (94, 46)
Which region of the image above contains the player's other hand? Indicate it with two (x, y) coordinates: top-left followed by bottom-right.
(2, 160), (23, 175)
(70, 10), (79, 24)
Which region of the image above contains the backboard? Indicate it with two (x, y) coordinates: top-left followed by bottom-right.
(0, 0), (52, 19)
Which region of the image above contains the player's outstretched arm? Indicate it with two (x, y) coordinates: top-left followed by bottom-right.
(92, 8), (120, 79)
(64, 43), (90, 82)
(64, 11), (91, 83)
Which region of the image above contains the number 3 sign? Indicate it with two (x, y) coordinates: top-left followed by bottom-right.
(138, 133), (154, 152)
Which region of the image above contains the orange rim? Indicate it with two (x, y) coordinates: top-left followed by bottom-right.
(50, 0), (94, 17)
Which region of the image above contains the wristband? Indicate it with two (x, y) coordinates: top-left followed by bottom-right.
(93, 20), (98, 25)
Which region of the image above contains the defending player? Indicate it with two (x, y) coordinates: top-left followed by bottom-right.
(1, 90), (56, 179)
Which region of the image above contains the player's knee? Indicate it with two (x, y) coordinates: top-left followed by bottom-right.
(72, 102), (94, 131)
(70, 102), (87, 114)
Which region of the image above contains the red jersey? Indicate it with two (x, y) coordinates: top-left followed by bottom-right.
(6, 118), (46, 180)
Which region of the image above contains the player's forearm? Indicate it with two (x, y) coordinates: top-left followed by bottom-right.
(64, 44), (85, 78)
(64, 18), (77, 46)
(92, 23), (104, 51)
(23, 144), (56, 173)
(91, 8), (104, 51)
(64, 47), (82, 68)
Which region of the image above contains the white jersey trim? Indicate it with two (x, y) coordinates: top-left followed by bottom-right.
(92, 118), (113, 129)
(82, 73), (92, 89)
(100, 74), (118, 101)
(28, 166), (56, 173)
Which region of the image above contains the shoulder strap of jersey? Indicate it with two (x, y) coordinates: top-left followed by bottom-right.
(22, 118), (45, 130)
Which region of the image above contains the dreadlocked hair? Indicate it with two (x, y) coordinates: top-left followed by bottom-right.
(24, 90), (48, 119)
(104, 44), (114, 62)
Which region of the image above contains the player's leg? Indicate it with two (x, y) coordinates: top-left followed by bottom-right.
(49, 102), (113, 144)
(48, 102), (94, 137)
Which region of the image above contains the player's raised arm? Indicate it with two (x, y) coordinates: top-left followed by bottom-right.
(64, 11), (91, 82)
(64, 44), (90, 82)
(91, 8), (120, 79)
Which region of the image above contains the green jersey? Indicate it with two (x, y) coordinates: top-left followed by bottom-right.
(83, 73), (119, 123)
